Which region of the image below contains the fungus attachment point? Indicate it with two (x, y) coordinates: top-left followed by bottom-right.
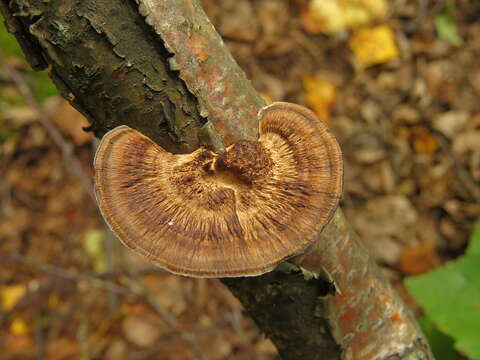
(94, 102), (343, 277)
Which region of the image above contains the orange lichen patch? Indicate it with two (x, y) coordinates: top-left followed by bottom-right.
(188, 35), (211, 63)
(390, 312), (402, 322)
(94, 102), (343, 277)
(339, 306), (359, 331)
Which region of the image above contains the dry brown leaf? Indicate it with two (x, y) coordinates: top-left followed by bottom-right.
(46, 337), (80, 360)
(354, 195), (418, 240)
(432, 111), (469, 139)
(392, 104), (421, 125)
(104, 340), (128, 360)
(122, 315), (163, 348)
(3, 333), (34, 356)
(346, 132), (387, 164)
(218, 1), (258, 42)
(2, 105), (38, 126)
(50, 99), (92, 146)
(398, 242), (437, 276)
(368, 237), (402, 266)
(410, 125), (438, 155)
(440, 217), (468, 251)
(452, 131), (480, 154)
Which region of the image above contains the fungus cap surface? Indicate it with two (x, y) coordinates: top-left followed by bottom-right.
(94, 102), (343, 277)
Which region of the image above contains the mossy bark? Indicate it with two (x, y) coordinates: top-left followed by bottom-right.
(1, 1), (434, 359)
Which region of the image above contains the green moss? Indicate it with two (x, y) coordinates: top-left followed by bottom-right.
(0, 21), (25, 58)
(0, 21), (57, 102)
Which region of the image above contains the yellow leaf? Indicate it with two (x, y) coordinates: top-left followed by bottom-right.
(306, 0), (387, 34)
(1, 284), (26, 311)
(10, 318), (28, 336)
(302, 75), (337, 121)
(349, 25), (400, 67)
(48, 293), (61, 308)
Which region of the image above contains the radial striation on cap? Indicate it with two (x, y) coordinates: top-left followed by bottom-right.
(94, 102), (343, 277)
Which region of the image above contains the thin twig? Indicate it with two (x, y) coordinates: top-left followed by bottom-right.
(3, 252), (210, 359)
(0, 51), (95, 202)
(2, 252), (163, 285)
(124, 261), (209, 360)
(2, 252), (139, 297)
(434, 130), (480, 203)
(104, 224), (119, 313)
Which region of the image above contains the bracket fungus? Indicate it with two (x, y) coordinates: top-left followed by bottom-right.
(94, 102), (343, 277)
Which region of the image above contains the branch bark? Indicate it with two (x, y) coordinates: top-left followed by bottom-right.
(0, 1), (434, 359)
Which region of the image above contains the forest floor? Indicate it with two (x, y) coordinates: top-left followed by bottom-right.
(1, 1), (479, 359)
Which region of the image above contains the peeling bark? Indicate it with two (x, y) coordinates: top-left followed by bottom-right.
(2, 0), (205, 153)
(0, 1), (434, 359)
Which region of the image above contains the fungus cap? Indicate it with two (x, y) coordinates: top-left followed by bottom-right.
(94, 102), (343, 277)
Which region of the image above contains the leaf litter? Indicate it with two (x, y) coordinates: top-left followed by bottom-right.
(1, 0), (480, 358)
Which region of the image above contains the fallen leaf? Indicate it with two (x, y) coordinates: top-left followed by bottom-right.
(2, 105), (38, 126)
(1, 284), (26, 311)
(432, 111), (469, 139)
(48, 293), (61, 309)
(46, 338), (80, 360)
(305, 0), (387, 34)
(354, 195), (418, 240)
(218, 1), (258, 42)
(410, 126), (438, 155)
(349, 25), (400, 67)
(346, 131), (386, 164)
(452, 131), (480, 155)
(10, 318), (29, 336)
(83, 229), (106, 273)
(435, 4), (464, 47)
(302, 75), (337, 121)
(104, 340), (128, 360)
(122, 315), (163, 348)
(3, 333), (34, 355)
(49, 98), (92, 146)
(399, 242), (437, 275)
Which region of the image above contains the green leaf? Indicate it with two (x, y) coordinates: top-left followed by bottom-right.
(466, 221), (480, 256)
(434, 3), (464, 47)
(32, 71), (58, 102)
(0, 130), (18, 146)
(406, 220), (480, 360)
(0, 23), (58, 102)
(83, 229), (106, 273)
(419, 317), (467, 360)
(0, 20), (25, 59)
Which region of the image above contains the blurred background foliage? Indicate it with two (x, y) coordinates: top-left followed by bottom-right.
(1, 0), (479, 359)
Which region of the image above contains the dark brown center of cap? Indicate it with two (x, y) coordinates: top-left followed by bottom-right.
(216, 140), (272, 183)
